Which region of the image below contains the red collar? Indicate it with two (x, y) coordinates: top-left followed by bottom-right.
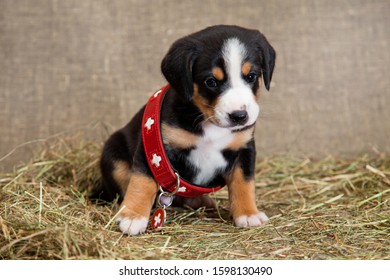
(141, 85), (224, 198)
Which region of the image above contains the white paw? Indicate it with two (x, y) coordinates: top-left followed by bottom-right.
(234, 212), (269, 227)
(116, 216), (148, 235)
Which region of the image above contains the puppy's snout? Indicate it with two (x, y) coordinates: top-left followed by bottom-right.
(228, 110), (248, 125)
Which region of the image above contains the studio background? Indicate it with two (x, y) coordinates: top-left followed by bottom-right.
(1, 0), (389, 171)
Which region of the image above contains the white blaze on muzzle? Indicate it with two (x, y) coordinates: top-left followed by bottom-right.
(214, 38), (260, 129)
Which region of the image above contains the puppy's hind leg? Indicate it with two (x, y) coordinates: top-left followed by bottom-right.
(116, 172), (158, 235)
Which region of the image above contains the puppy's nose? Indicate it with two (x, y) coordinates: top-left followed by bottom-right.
(228, 110), (248, 125)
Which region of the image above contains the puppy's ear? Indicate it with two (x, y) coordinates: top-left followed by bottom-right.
(161, 38), (200, 101)
(254, 32), (276, 91)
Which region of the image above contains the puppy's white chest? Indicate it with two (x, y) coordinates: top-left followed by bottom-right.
(188, 124), (233, 185)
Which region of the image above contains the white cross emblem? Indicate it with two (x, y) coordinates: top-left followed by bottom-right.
(154, 213), (161, 227)
(178, 186), (187, 193)
(144, 117), (155, 130)
(151, 154), (162, 168)
(153, 89), (162, 98)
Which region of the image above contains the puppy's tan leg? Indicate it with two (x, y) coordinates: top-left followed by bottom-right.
(226, 166), (268, 227)
(116, 172), (158, 235)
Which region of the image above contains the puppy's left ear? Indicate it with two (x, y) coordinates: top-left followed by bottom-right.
(254, 32), (276, 91)
(161, 37), (200, 101)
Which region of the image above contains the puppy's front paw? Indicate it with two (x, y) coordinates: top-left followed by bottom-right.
(234, 211), (269, 227)
(116, 215), (148, 235)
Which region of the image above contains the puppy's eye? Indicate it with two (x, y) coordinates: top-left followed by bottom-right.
(205, 78), (218, 88)
(245, 72), (257, 83)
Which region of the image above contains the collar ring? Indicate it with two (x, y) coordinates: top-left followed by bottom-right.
(158, 172), (181, 197)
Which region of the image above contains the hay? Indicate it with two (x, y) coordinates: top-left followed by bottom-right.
(0, 139), (389, 260)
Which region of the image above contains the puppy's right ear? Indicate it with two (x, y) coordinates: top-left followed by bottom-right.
(161, 38), (200, 101)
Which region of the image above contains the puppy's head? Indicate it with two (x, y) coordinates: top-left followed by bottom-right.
(161, 25), (276, 130)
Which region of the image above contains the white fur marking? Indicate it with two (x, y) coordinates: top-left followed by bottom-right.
(235, 212), (269, 227)
(117, 216), (148, 235)
(222, 38), (247, 88)
(189, 123), (233, 185)
(216, 38), (260, 129)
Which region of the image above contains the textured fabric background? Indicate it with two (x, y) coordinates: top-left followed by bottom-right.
(1, 0), (389, 170)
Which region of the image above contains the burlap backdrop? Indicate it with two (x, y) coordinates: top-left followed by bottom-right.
(1, 0), (389, 171)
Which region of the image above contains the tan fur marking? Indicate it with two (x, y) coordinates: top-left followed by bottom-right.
(227, 126), (255, 150)
(162, 123), (198, 149)
(113, 161), (131, 193)
(193, 84), (215, 119)
(242, 62), (252, 76)
(119, 172), (158, 219)
(212, 67), (224, 81)
(226, 166), (258, 219)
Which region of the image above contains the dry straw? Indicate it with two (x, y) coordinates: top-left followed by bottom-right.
(0, 138), (389, 259)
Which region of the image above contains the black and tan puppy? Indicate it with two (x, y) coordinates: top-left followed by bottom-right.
(94, 25), (276, 235)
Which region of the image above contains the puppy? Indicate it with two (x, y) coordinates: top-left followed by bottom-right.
(94, 25), (276, 235)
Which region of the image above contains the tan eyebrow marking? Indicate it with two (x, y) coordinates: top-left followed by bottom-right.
(212, 67), (225, 81)
(241, 62), (252, 76)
